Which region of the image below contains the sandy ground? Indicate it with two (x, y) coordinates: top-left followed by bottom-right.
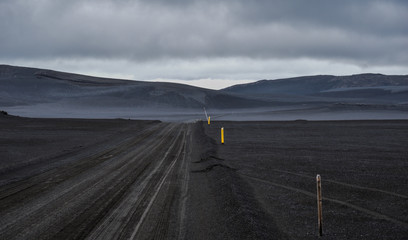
(0, 115), (192, 239)
(198, 120), (408, 239)
(1, 115), (407, 239)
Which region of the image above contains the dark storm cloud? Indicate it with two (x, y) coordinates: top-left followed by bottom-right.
(1, 0), (407, 66)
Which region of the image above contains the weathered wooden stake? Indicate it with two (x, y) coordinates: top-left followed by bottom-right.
(221, 127), (224, 144)
(316, 174), (323, 236)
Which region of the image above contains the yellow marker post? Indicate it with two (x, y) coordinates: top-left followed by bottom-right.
(208, 116), (211, 125)
(221, 127), (224, 144)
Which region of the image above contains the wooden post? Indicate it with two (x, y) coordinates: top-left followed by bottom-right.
(221, 127), (224, 144)
(316, 174), (323, 236)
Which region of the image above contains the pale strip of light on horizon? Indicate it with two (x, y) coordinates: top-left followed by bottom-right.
(1, 57), (407, 90)
(149, 78), (256, 90)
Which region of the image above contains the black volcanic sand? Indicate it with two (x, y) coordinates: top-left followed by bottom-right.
(0, 115), (160, 184)
(190, 120), (408, 239)
(0, 115), (189, 239)
(1, 115), (408, 239)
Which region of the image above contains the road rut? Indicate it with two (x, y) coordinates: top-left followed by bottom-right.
(0, 120), (192, 240)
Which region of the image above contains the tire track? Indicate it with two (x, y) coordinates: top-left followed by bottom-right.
(0, 122), (187, 239)
(0, 121), (162, 187)
(129, 133), (185, 240)
(149, 127), (190, 240)
(50, 123), (182, 239)
(270, 169), (408, 199)
(177, 125), (193, 240)
(0, 124), (172, 239)
(0, 122), (163, 203)
(0, 122), (168, 220)
(85, 124), (186, 239)
(240, 173), (408, 229)
(236, 165), (407, 199)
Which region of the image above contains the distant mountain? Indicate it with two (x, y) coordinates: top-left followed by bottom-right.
(0, 65), (269, 110)
(1, 65), (407, 120)
(223, 74), (408, 104)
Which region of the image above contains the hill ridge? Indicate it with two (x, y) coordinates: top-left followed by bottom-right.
(1, 64), (407, 120)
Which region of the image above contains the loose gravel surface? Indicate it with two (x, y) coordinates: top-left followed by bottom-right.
(0, 116), (192, 239)
(200, 120), (408, 239)
(1, 115), (407, 239)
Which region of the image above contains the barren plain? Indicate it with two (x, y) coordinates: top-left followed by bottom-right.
(0, 114), (407, 239)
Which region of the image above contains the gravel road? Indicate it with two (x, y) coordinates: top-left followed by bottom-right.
(0, 116), (193, 239)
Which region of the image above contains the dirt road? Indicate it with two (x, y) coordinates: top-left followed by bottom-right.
(0, 116), (193, 239)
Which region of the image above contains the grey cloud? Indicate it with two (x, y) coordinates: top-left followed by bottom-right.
(236, 1), (408, 34)
(0, 0), (407, 67)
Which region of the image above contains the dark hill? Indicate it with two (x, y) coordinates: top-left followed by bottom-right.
(1, 65), (407, 120)
(0, 65), (269, 110)
(223, 74), (408, 104)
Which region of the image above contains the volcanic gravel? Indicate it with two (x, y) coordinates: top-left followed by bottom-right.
(0, 115), (407, 239)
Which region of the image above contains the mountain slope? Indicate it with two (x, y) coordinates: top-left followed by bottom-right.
(0, 65), (269, 110)
(1, 65), (407, 120)
(223, 74), (408, 104)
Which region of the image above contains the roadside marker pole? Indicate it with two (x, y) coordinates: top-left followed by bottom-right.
(221, 127), (224, 144)
(316, 174), (323, 237)
(208, 116), (211, 125)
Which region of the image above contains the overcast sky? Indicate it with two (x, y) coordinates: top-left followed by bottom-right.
(1, 0), (407, 89)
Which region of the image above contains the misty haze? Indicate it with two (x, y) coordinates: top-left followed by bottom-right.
(1, 0), (407, 239)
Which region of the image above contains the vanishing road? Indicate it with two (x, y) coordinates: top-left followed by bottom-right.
(0, 120), (193, 240)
